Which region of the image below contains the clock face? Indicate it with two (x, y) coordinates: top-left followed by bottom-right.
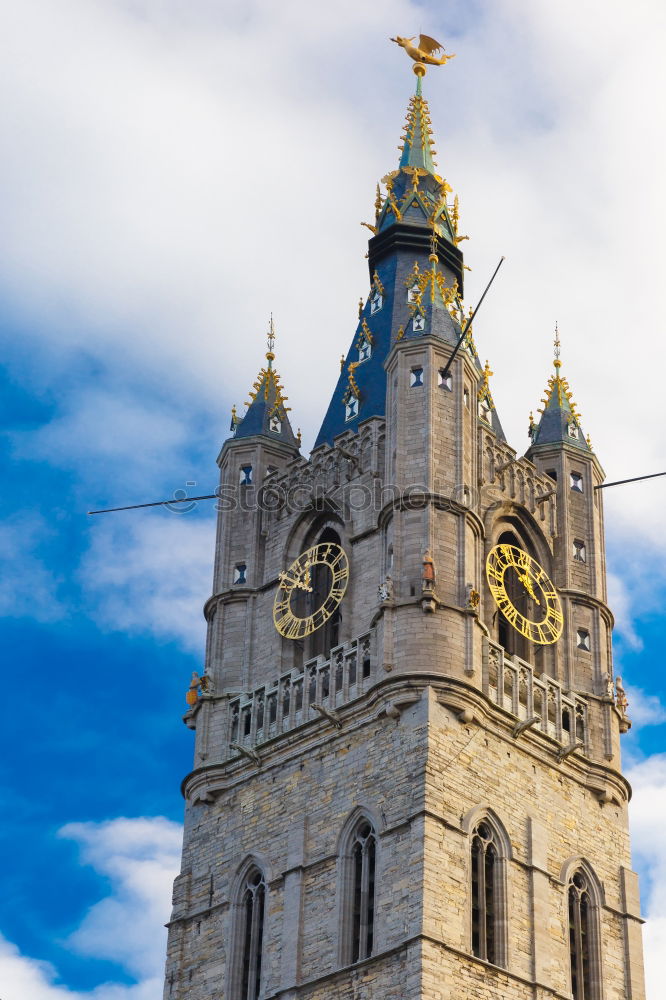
(485, 543), (563, 645)
(273, 542), (349, 640)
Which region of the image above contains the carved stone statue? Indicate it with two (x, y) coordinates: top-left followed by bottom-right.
(378, 575), (393, 602)
(186, 671), (200, 708)
(615, 676), (629, 716)
(466, 585), (480, 612)
(422, 550), (435, 589)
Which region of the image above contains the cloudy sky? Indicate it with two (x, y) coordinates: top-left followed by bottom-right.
(1, 0), (665, 996)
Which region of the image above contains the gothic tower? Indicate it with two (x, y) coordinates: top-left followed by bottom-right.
(164, 63), (646, 1000)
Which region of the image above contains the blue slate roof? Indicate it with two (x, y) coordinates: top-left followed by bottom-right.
(230, 351), (300, 451)
(313, 78), (506, 450)
(527, 360), (592, 454)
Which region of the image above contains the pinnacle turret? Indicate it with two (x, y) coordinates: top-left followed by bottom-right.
(527, 327), (592, 453)
(230, 318), (300, 450)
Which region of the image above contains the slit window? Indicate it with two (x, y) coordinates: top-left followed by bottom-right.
(478, 398), (491, 423)
(234, 563), (247, 585)
(577, 629), (590, 651)
(573, 539), (586, 563)
(345, 398), (358, 421)
(438, 369), (452, 390)
(410, 367), (424, 387)
(240, 465), (253, 485)
(570, 471), (584, 492)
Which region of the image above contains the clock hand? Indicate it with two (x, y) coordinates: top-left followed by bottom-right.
(517, 571), (541, 606)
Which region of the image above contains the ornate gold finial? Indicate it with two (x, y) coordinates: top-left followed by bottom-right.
(553, 321), (561, 369)
(390, 34), (456, 76)
(478, 360), (495, 403)
(375, 183), (382, 221)
(452, 193), (460, 233)
(296, 428), (302, 447)
(358, 297), (364, 318)
(340, 354), (345, 372)
(429, 227), (439, 265)
(266, 313), (276, 367)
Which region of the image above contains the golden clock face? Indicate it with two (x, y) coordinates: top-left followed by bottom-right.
(273, 542), (349, 640)
(485, 544), (563, 645)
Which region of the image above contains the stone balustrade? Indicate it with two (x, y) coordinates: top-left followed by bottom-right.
(227, 630), (375, 758)
(483, 637), (588, 748)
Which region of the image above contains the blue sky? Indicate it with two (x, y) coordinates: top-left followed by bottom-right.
(1, 1), (665, 997)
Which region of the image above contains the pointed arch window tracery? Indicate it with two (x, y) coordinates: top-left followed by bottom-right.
(567, 867), (602, 1000)
(471, 822), (498, 964)
(466, 811), (510, 969)
(340, 815), (377, 965)
(231, 865), (266, 1000)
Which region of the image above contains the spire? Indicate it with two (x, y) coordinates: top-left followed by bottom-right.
(368, 76), (466, 291)
(527, 325), (592, 453)
(399, 76), (437, 172)
(231, 317), (300, 449)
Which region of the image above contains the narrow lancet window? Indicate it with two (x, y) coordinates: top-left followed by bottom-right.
(239, 868), (266, 1000)
(568, 871), (593, 1000)
(345, 818), (376, 964)
(471, 822), (498, 964)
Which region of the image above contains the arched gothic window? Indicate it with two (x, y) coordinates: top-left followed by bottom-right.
(471, 822), (498, 963)
(341, 816), (377, 965)
(568, 869), (601, 1000)
(237, 867), (266, 1000)
(467, 814), (509, 968)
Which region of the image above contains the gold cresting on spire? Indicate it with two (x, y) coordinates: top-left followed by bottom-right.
(478, 360), (496, 409)
(245, 316), (291, 415)
(406, 240), (461, 317)
(398, 89), (438, 167)
(535, 323), (586, 432)
(374, 183), (383, 222)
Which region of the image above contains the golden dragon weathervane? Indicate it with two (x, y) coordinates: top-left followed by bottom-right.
(391, 34), (455, 76)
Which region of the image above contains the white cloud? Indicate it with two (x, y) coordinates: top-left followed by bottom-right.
(629, 755), (666, 998)
(60, 818), (182, 981)
(625, 687), (666, 729)
(607, 571), (643, 651)
(79, 514), (214, 651)
(0, 816), (182, 1000)
(0, 515), (66, 622)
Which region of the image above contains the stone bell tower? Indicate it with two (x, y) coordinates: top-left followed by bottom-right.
(164, 51), (646, 1000)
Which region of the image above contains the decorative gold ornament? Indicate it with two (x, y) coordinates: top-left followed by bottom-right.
(390, 34), (456, 73)
(273, 543), (349, 639)
(485, 544), (563, 645)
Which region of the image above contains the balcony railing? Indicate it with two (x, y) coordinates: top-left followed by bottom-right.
(227, 630), (375, 758)
(483, 637), (588, 748)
